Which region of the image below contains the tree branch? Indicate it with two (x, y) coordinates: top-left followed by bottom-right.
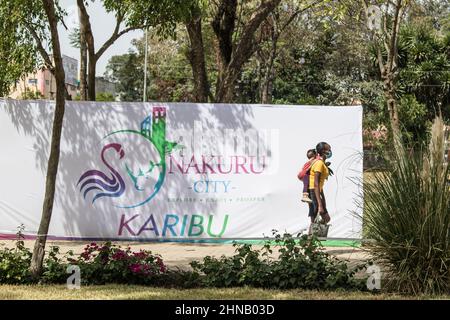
(280, 0), (324, 33)
(77, 0), (95, 57)
(376, 44), (386, 76)
(26, 25), (55, 74)
(387, 0), (403, 73)
(230, 0), (282, 72)
(212, 0), (238, 66)
(95, 25), (139, 61)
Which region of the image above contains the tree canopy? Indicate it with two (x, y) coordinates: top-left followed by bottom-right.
(103, 0), (449, 143)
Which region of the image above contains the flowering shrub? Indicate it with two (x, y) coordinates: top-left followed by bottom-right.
(0, 228), (366, 291)
(0, 226), (169, 285)
(68, 242), (168, 285)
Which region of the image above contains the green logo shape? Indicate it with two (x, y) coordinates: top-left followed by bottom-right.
(103, 107), (179, 209)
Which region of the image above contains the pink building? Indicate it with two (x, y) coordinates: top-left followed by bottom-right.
(10, 55), (78, 100)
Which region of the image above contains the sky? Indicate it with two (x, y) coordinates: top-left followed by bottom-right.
(59, 1), (143, 76)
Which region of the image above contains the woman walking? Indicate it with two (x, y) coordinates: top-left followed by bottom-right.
(308, 142), (332, 225)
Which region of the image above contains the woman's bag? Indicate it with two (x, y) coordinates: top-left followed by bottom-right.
(309, 215), (330, 237)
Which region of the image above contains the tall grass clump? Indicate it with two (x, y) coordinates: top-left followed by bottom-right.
(362, 117), (449, 295)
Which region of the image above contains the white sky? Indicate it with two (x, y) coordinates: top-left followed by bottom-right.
(58, 0), (143, 76)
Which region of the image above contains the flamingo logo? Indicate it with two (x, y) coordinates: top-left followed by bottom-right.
(77, 106), (179, 209)
(77, 143), (126, 203)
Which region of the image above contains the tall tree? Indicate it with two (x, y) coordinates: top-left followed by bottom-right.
(106, 33), (195, 102)
(105, 52), (144, 101)
(0, 0), (67, 277)
(30, 0), (66, 277)
(0, 2), (37, 95)
(185, 0), (283, 103)
(76, 0), (193, 101)
(185, 2), (210, 102)
(78, 9), (88, 101)
(362, 0), (411, 140)
(256, 0), (324, 104)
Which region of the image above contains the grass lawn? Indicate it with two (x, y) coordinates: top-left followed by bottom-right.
(0, 285), (448, 300)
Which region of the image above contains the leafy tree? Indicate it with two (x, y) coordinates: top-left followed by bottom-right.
(106, 0), (447, 143)
(398, 22), (450, 120)
(362, 0), (412, 141)
(255, 0), (344, 104)
(105, 32), (195, 102)
(184, 0), (283, 102)
(0, 2), (41, 96)
(76, 0), (194, 101)
(135, 34), (195, 102)
(33, 0), (67, 279)
(238, 0), (376, 105)
(105, 52), (143, 101)
(0, 0), (67, 278)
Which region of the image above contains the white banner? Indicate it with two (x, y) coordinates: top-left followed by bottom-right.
(0, 100), (363, 241)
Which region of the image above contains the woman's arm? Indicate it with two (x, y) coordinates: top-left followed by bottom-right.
(314, 172), (324, 213)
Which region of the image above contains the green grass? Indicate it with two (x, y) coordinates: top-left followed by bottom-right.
(0, 285), (449, 300)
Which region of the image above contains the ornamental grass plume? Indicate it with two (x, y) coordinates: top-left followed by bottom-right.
(362, 117), (449, 295)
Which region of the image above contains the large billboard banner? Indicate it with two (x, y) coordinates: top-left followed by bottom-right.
(0, 100), (363, 241)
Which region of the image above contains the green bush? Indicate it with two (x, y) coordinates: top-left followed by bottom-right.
(0, 226), (32, 284)
(190, 231), (366, 290)
(362, 117), (449, 294)
(0, 231), (366, 291)
(40, 246), (68, 284)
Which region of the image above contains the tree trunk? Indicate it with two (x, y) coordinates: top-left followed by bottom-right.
(383, 76), (401, 139)
(79, 8), (87, 100)
(260, 39), (277, 104)
(87, 52), (96, 101)
(363, 0), (406, 143)
(77, 0), (96, 101)
(260, 17), (279, 105)
(260, 68), (274, 104)
(186, 16), (209, 102)
(213, 0), (282, 103)
(216, 70), (237, 103)
(212, 0), (237, 99)
(30, 0), (66, 278)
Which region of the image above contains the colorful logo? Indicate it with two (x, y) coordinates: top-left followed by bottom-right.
(77, 107), (178, 208)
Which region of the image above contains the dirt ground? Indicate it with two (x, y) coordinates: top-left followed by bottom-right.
(0, 240), (369, 269)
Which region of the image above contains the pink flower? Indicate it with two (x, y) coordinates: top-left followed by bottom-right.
(129, 263), (141, 273)
(133, 251), (148, 259)
(129, 263), (153, 275)
(80, 252), (91, 260)
(112, 249), (129, 261)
